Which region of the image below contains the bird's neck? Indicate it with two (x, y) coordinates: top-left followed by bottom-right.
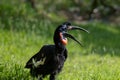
(55, 44), (66, 54)
(54, 31), (67, 45)
(53, 31), (66, 53)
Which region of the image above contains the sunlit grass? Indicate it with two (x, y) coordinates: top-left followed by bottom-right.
(60, 54), (120, 80)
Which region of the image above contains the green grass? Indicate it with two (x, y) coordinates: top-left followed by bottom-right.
(0, 21), (120, 80)
(0, 0), (120, 80)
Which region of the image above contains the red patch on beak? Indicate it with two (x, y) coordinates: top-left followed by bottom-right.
(59, 33), (68, 45)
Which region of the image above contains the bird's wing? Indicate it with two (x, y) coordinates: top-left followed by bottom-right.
(25, 53), (46, 68)
(25, 45), (55, 68)
(25, 46), (46, 68)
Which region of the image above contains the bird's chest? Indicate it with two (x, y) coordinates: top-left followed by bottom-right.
(56, 53), (65, 64)
(52, 53), (65, 70)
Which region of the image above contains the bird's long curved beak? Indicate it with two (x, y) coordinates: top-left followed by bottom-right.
(68, 26), (89, 33)
(63, 32), (83, 46)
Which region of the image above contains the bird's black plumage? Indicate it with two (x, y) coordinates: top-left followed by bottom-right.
(25, 22), (88, 80)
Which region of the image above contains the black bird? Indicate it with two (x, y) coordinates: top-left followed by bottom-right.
(25, 22), (89, 80)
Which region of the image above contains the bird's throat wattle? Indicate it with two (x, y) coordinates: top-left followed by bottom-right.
(61, 38), (67, 45)
(59, 33), (68, 45)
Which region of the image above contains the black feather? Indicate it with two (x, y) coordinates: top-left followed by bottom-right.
(25, 45), (67, 79)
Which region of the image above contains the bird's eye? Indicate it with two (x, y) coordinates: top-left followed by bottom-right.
(62, 28), (65, 31)
(60, 27), (66, 31)
(63, 26), (67, 30)
(63, 27), (67, 31)
(59, 25), (67, 32)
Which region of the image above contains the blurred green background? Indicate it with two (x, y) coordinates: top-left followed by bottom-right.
(0, 0), (120, 80)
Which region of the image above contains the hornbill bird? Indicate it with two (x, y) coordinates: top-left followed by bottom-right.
(25, 22), (89, 80)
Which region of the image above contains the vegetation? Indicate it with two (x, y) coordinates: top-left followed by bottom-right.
(0, 0), (120, 80)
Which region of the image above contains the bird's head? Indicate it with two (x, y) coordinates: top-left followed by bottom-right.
(54, 22), (89, 47)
